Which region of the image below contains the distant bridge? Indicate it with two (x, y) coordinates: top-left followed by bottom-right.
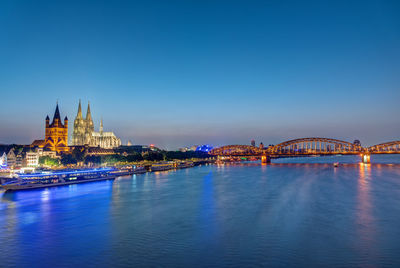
(210, 137), (400, 164)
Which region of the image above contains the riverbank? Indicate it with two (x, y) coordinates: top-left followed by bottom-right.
(0, 159), (215, 187)
(118, 159), (214, 175)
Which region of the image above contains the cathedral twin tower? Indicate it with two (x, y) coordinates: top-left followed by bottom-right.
(72, 100), (121, 149)
(72, 100), (95, 146)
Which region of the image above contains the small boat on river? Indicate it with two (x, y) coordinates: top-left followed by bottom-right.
(151, 162), (174, 172)
(133, 166), (147, 174)
(177, 161), (194, 169)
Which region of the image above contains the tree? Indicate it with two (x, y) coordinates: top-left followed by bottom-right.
(71, 147), (85, 163)
(84, 155), (101, 165)
(165, 151), (209, 160)
(60, 154), (77, 166)
(126, 152), (143, 162)
(39, 156), (60, 167)
(101, 154), (126, 164)
(142, 151), (164, 161)
(165, 151), (186, 160)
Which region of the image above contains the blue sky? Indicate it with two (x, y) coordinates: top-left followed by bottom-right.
(0, 0), (399, 149)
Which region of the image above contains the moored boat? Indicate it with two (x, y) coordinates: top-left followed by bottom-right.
(176, 161), (194, 169)
(1, 167), (117, 192)
(151, 162), (174, 172)
(133, 166), (147, 174)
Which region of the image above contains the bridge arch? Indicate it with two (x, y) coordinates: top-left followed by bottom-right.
(268, 137), (362, 154)
(210, 145), (264, 156)
(367, 141), (400, 153)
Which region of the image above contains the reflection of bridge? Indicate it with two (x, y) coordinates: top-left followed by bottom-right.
(210, 138), (400, 164)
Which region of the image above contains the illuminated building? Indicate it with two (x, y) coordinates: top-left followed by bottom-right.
(44, 103), (69, 153)
(6, 149), (16, 168)
(31, 139), (46, 148)
(86, 147), (115, 156)
(90, 119), (121, 149)
(0, 152), (7, 169)
(24, 151), (39, 167)
(72, 101), (121, 149)
(196, 144), (213, 152)
(72, 100), (93, 146)
(1, 146), (52, 169)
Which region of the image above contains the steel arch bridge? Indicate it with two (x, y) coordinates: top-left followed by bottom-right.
(267, 137), (363, 155)
(210, 137), (400, 163)
(367, 141), (400, 153)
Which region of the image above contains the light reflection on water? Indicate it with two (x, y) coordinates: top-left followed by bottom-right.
(0, 156), (400, 267)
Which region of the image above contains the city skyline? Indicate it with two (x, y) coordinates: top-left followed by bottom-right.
(1, 0), (399, 149)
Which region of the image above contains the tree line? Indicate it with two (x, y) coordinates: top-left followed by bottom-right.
(40, 149), (210, 166)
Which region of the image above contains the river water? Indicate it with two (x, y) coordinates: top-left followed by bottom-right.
(1, 155), (400, 267)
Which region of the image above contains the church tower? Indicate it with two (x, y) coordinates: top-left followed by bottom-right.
(44, 103), (69, 152)
(99, 118), (103, 133)
(85, 102), (94, 144)
(72, 100), (87, 145)
(72, 100), (97, 146)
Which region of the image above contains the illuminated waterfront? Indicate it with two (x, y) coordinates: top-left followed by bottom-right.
(1, 156), (400, 267)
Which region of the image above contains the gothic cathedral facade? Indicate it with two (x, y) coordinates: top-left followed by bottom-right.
(72, 101), (121, 149)
(72, 100), (94, 146)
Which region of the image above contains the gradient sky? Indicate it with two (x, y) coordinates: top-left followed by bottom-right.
(0, 0), (399, 149)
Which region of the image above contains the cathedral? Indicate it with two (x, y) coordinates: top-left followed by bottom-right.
(44, 103), (69, 152)
(72, 101), (121, 149)
(72, 100), (93, 146)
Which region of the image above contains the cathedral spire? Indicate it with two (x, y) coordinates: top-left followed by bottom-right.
(85, 101), (94, 133)
(100, 118), (103, 133)
(76, 99), (82, 119)
(86, 102), (93, 121)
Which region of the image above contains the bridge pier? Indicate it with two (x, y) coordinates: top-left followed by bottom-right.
(361, 153), (371, 164)
(261, 154), (271, 164)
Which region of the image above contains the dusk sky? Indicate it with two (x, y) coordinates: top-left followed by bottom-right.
(0, 0), (399, 149)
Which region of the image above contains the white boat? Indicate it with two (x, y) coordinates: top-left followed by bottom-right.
(1, 168), (117, 192)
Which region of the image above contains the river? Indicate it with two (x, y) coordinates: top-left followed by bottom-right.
(1, 155), (400, 267)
